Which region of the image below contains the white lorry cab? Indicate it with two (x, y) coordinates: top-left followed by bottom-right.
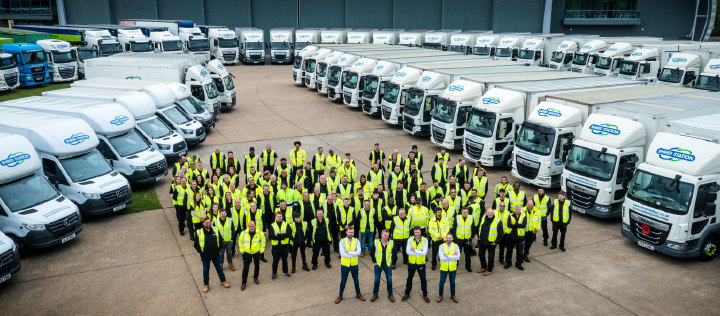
(269, 28), (294, 64)
(548, 38), (598, 71)
(570, 40), (608, 74)
(117, 28), (154, 53)
(236, 28), (266, 64)
(343, 58), (377, 107)
(293, 46), (318, 84)
(204, 60), (236, 110)
(694, 58), (720, 91)
(327, 53), (359, 101)
(199, 26), (240, 65)
(347, 29), (377, 44)
(315, 50), (343, 94)
(615, 43), (704, 83)
(148, 31), (184, 54)
(0, 53), (20, 90)
(36, 39), (78, 82)
(398, 30), (432, 47)
(449, 32), (488, 55)
(0, 107), (131, 217)
(1, 97), (167, 186)
(321, 29), (349, 44)
(472, 34), (505, 59)
(373, 29), (404, 45)
(0, 231), (20, 280)
(657, 50), (720, 87)
(294, 28), (324, 52)
(592, 42), (637, 76)
(83, 30), (122, 56)
(515, 34), (571, 67)
(494, 36), (527, 61)
(304, 48), (332, 89)
(178, 27), (210, 58)
(459, 77), (645, 169)
(423, 30), (462, 51)
(0, 132), (81, 256)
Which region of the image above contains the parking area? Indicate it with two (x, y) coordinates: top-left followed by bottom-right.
(1, 61), (718, 316)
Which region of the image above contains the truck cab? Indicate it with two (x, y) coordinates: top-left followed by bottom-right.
(270, 28), (293, 64)
(516, 38), (545, 66)
(449, 32), (482, 55)
(381, 66), (424, 125)
(294, 28), (324, 52)
(361, 60), (404, 115)
(473, 35), (501, 59)
(423, 30), (461, 51)
(117, 29), (154, 53)
(694, 59), (720, 91)
(343, 58), (377, 107)
(304, 48), (332, 89)
(549, 40), (580, 71)
(184, 65), (222, 119)
(36, 39), (78, 82)
(570, 40), (607, 74)
(179, 27), (210, 58)
(237, 28), (266, 64)
(76, 46), (99, 79)
(1, 43), (50, 86)
(616, 48), (661, 82)
(657, 52), (705, 87)
(316, 51), (343, 94)
(202, 27), (240, 64)
(327, 54), (358, 101)
(511, 102), (582, 188)
(593, 42), (636, 76)
(83, 30), (122, 56)
(373, 29), (403, 45)
(0, 108), (131, 218)
(293, 46), (318, 84)
(430, 80), (485, 150)
(0, 133), (81, 257)
(0, 231), (20, 279)
(401, 71), (452, 136)
(204, 60), (236, 110)
(148, 31), (184, 54)
(494, 36), (526, 61)
(0, 53), (19, 90)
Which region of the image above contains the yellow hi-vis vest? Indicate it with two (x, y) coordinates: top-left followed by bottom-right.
(360, 207), (375, 233)
(337, 204), (353, 231)
(374, 239), (394, 266)
(392, 215), (410, 239)
(341, 238), (359, 267)
(369, 169), (383, 189)
(455, 215), (473, 239)
(326, 154), (341, 171)
(311, 216), (332, 243)
(338, 183), (353, 199)
(553, 199), (571, 223)
(440, 243), (458, 271)
(197, 227), (220, 251)
(290, 221), (308, 246)
(271, 221), (290, 245)
(509, 189), (526, 210)
(494, 183), (509, 198)
(433, 163), (446, 182)
(262, 149), (275, 167)
(314, 153), (325, 171)
(213, 218), (233, 242)
(524, 207), (540, 231)
(381, 205), (395, 229)
(533, 194), (550, 217)
(509, 212), (527, 236)
(409, 205), (429, 228)
(210, 152), (225, 171)
(290, 148), (307, 168)
(473, 175), (487, 198)
(428, 217), (449, 242)
(239, 229), (265, 254)
(408, 237), (426, 264)
(480, 215), (501, 242)
(245, 154), (259, 171)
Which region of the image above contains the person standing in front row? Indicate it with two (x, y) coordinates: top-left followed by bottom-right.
(194, 217), (230, 293)
(214, 209), (236, 271)
(402, 226), (431, 303)
(239, 221), (265, 291)
(371, 230), (395, 303)
(290, 212), (310, 273)
(504, 205), (527, 271)
(551, 191), (571, 252)
(477, 208), (504, 276)
(269, 212), (292, 280)
(336, 226), (366, 304)
(437, 233), (459, 303)
(311, 209), (332, 270)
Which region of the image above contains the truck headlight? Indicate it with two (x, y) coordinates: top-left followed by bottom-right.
(666, 242), (687, 251)
(181, 128), (194, 135)
(26, 75), (32, 79)
(595, 205), (611, 213)
(22, 223), (46, 231)
(12, 242), (17, 252)
(129, 165), (146, 171)
(537, 176), (551, 183)
(622, 223), (630, 231)
(194, 115), (205, 121)
(157, 144), (171, 150)
(81, 192), (101, 199)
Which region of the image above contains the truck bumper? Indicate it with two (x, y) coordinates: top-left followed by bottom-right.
(244, 56), (264, 64)
(78, 190), (133, 216)
(22, 223), (83, 251)
(221, 94), (236, 110)
(272, 56), (293, 63)
(20, 73), (50, 86)
(569, 202), (622, 219)
(328, 89), (341, 101)
(511, 168), (558, 188)
(402, 120), (431, 136)
(0, 246), (21, 281)
(127, 164), (168, 186)
(621, 228), (699, 258)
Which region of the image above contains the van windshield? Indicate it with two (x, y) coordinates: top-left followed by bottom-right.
(188, 39), (210, 51)
(138, 116), (173, 138)
(60, 150), (114, 182)
(99, 43), (122, 55)
(163, 40), (183, 51)
(383, 82), (400, 103)
(205, 82), (220, 99)
(178, 98), (204, 114)
(163, 106), (192, 125)
(0, 56), (17, 70)
(52, 50), (76, 63)
(627, 170), (694, 215)
(516, 125), (555, 156)
(0, 173), (58, 212)
(130, 42), (154, 52)
(108, 129), (151, 157)
(317, 63), (328, 77)
(246, 42), (264, 50)
(22, 50), (46, 64)
(433, 98), (456, 124)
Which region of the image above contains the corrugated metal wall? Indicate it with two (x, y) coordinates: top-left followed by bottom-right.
(492, 0), (545, 33)
(157, 0), (205, 24)
(109, 0), (157, 22)
(251, 0), (297, 50)
(299, 0), (345, 28)
(203, 0), (251, 27)
(64, 0), (111, 24)
(393, 0), (442, 30)
(442, 0), (493, 31)
(347, 0), (393, 29)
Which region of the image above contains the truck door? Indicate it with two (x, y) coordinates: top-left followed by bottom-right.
(455, 106), (470, 138)
(423, 95), (437, 122)
(690, 183), (716, 243)
(42, 158), (70, 194)
(494, 117), (514, 155)
(190, 84), (206, 106)
(613, 154), (638, 202)
(552, 133), (574, 176)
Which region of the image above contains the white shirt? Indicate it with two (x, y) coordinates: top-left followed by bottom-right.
(406, 236), (428, 256)
(438, 242), (460, 264)
(339, 237), (361, 259)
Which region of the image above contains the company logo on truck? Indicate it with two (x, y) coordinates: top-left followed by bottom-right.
(478, 39), (490, 43)
(273, 35), (287, 38)
(323, 35), (337, 39)
(56, 43), (69, 49)
(590, 123), (621, 136)
(394, 72), (407, 77)
(200, 69), (208, 77)
(671, 57), (687, 63)
(376, 36), (388, 40)
(482, 97), (500, 104)
(582, 45), (592, 50)
(559, 44), (569, 49)
(110, 115), (129, 126)
(340, 58), (347, 62)
(448, 85), (464, 92)
(709, 64), (720, 70)
(126, 76), (141, 80)
(421, 76), (431, 82)
(401, 37), (414, 40)
(631, 52), (642, 57)
(354, 61), (364, 66)
(376, 65), (384, 70)
(657, 147), (695, 162)
(298, 35), (310, 38)
(501, 40), (513, 44)
(525, 42), (536, 46)
(607, 47), (617, 52)
(537, 108), (562, 117)
(248, 35), (260, 38)
(427, 37), (439, 41)
(177, 86), (187, 92)
(0, 152), (30, 167)
(453, 38), (465, 42)
(349, 36), (362, 39)
(64, 133), (90, 145)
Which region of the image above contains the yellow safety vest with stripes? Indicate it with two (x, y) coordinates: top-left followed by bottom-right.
(213, 218), (233, 242)
(533, 194), (550, 217)
(509, 189), (526, 210)
(480, 215), (501, 242)
(197, 227), (220, 251)
(473, 176), (487, 198)
(290, 221), (308, 246)
(455, 215), (473, 239)
(311, 216), (332, 243)
(408, 237), (426, 264)
(262, 149), (275, 167)
(290, 148), (307, 168)
(360, 208), (375, 233)
(553, 199), (571, 224)
(239, 229), (265, 254)
(369, 169), (384, 190)
(314, 153), (325, 171)
(439, 243), (458, 271)
(271, 221), (290, 245)
(509, 211), (527, 236)
(341, 238), (359, 267)
(374, 239), (394, 266)
(392, 215), (410, 239)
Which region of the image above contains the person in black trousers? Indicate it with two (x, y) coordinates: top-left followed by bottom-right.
(476, 208), (504, 276)
(311, 209), (333, 269)
(504, 205), (527, 271)
(326, 194), (340, 253)
(269, 212), (292, 280)
(291, 212), (311, 273)
(550, 191), (572, 252)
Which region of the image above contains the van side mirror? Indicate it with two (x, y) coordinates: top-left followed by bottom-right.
(490, 47), (496, 56)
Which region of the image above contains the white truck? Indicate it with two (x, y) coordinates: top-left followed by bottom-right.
(315, 50), (343, 94)
(373, 29), (404, 45)
(0, 107), (131, 217)
(657, 48), (720, 87)
(83, 29), (122, 56)
(148, 31), (184, 54)
(178, 27), (210, 58)
(423, 30), (462, 51)
(269, 28), (294, 64)
(398, 30), (433, 47)
(295, 28), (324, 52)
(493, 36), (527, 61)
(615, 43), (704, 83)
(516, 35), (580, 67)
(592, 42), (638, 76)
(200, 26), (240, 64)
(0, 53), (19, 90)
(1, 97), (168, 186)
(548, 37), (599, 71)
(456, 77), (646, 168)
(449, 32), (490, 55)
(621, 115), (720, 261)
(0, 132), (81, 256)
(569, 39), (609, 74)
(117, 28), (154, 53)
(304, 48), (333, 89)
(0, 231), (20, 278)
(321, 29), (350, 44)
(347, 29), (377, 44)
(83, 57), (222, 119)
(236, 28), (266, 64)
(694, 58), (720, 91)
(293, 46), (318, 84)
(35, 39), (78, 83)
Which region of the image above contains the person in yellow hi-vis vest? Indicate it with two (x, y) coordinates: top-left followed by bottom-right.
(336, 226), (365, 304)
(452, 207), (475, 272)
(476, 208), (504, 276)
(290, 141), (307, 174)
(214, 209), (236, 271)
(504, 205), (528, 271)
(401, 226), (431, 303)
(238, 221), (265, 291)
(523, 200), (541, 263)
(508, 182), (527, 211)
(194, 217), (229, 293)
(550, 191), (571, 252)
(269, 212), (292, 280)
(428, 208), (449, 271)
(370, 230), (396, 303)
(494, 176), (509, 199)
(437, 232), (460, 303)
(290, 212), (310, 273)
(533, 187), (552, 246)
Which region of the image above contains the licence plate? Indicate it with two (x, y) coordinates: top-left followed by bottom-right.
(208, 124), (215, 130)
(638, 240), (654, 251)
(572, 205), (586, 214)
(278, 61), (283, 63)
(61, 233), (76, 244)
(521, 178), (531, 184)
(179, 149), (187, 156)
(155, 175), (165, 182)
(0, 273), (10, 284)
(113, 204), (126, 212)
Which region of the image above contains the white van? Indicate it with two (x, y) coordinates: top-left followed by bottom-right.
(1, 97), (168, 186)
(0, 231), (21, 281)
(0, 108), (131, 217)
(0, 133), (81, 256)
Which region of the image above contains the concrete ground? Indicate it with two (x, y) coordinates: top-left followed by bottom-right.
(1, 60), (719, 316)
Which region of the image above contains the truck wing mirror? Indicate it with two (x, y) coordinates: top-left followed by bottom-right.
(490, 47), (496, 56)
(265, 43), (269, 49)
(506, 117), (514, 125)
(563, 143), (572, 152)
(512, 48), (518, 58)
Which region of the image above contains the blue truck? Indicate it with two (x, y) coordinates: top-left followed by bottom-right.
(1, 43), (50, 86)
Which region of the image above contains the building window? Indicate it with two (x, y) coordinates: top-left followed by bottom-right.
(565, 0), (639, 19)
(0, 0), (56, 15)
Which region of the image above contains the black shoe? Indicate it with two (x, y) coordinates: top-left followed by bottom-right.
(432, 264), (436, 271)
(326, 263), (332, 269)
(543, 240), (548, 246)
(260, 257), (268, 263)
(516, 265), (524, 271)
(272, 274), (277, 280)
(499, 259), (505, 265)
(503, 264), (511, 269)
(466, 267), (472, 273)
(312, 264), (317, 270)
(550, 245), (557, 250)
(283, 273), (291, 278)
(179, 231), (185, 236)
(560, 247), (566, 252)
(523, 255), (531, 263)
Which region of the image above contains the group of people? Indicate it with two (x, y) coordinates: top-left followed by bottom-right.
(169, 141), (572, 298)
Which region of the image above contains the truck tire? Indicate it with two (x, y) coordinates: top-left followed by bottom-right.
(502, 154), (513, 171)
(9, 235), (26, 258)
(698, 235), (717, 262)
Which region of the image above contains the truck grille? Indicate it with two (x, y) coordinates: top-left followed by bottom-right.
(4, 73), (17, 86)
(515, 156), (539, 180)
(196, 127), (205, 136)
(146, 159), (167, 177)
(381, 105), (392, 121)
(275, 53), (286, 59)
(432, 126), (446, 144)
(0, 249), (12, 271)
(343, 92), (352, 104)
(251, 54), (261, 60)
(173, 141), (187, 153)
(465, 141), (483, 161)
(630, 213), (670, 246)
(565, 179), (598, 210)
(59, 67), (75, 79)
(101, 186), (129, 206)
(32, 74), (45, 82)
(29, 65), (45, 73)
(46, 213), (79, 238)
(223, 52), (236, 61)
(328, 90), (336, 100)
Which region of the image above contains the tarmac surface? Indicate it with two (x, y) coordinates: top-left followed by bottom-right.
(2, 60), (719, 315)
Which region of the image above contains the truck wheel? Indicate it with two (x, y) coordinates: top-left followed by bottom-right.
(698, 235), (717, 262)
(502, 154), (513, 171)
(9, 235), (26, 258)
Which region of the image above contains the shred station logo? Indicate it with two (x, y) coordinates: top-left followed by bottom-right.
(177, 86), (187, 92)
(482, 97), (500, 105)
(478, 39), (490, 43)
(394, 72), (407, 77)
(248, 35), (260, 38)
(453, 38), (465, 42)
(298, 35), (310, 38)
(537, 108), (562, 117)
(110, 115), (129, 126)
(349, 36), (362, 39)
(607, 47), (617, 51)
(199, 69), (208, 77)
(657, 147), (695, 162)
(671, 57), (688, 63)
(1, 152), (30, 167)
(631, 52), (643, 57)
(526, 42), (536, 46)
(448, 85), (464, 92)
(64, 133), (90, 145)
(427, 37), (439, 41)
(589, 123), (621, 136)
(709, 64), (720, 70)
(421, 76), (431, 82)
(559, 44), (569, 49)
(126, 76), (141, 80)
(217, 64), (225, 70)
(401, 37), (413, 40)
(583, 45), (592, 50)
(376, 65), (384, 69)
(376, 36), (388, 40)
(502, 40), (513, 44)
(354, 61), (364, 66)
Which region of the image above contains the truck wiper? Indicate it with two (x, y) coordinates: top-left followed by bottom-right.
(664, 174), (682, 192)
(593, 147), (607, 161)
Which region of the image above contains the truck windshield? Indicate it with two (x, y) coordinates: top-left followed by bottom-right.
(344, 72), (359, 89)
(565, 145), (617, 181)
(163, 40), (183, 51)
(60, 150), (114, 182)
(403, 88), (425, 116)
(516, 125), (555, 156)
(108, 129), (151, 157)
(223, 75), (235, 90)
(473, 46), (490, 56)
(495, 48), (512, 57)
(212, 78), (225, 92)
(595, 56), (612, 69)
(627, 170), (694, 215)
(383, 82), (400, 103)
(423, 43), (442, 50)
(658, 68), (683, 83)
(22, 50), (46, 64)
(0, 173), (58, 212)
(618, 61), (638, 76)
(518, 49), (534, 60)
(138, 117), (173, 138)
(219, 38), (239, 48)
(293, 56), (302, 69)
(52, 50), (76, 63)
(271, 42), (290, 50)
(695, 75), (720, 91)
(467, 109), (496, 137)
(448, 45), (464, 53)
(77, 49), (99, 61)
(163, 106), (192, 125)
(572, 52), (588, 65)
(306, 59), (317, 73)
(246, 42), (264, 50)
(317, 63), (328, 77)
(328, 66), (341, 84)
(178, 98), (204, 114)
(295, 42), (310, 50)
(130, 42), (154, 52)
(363, 75), (378, 97)
(551, 51), (564, 63)
(188, 39), (210, 51)
(433, 98), (456, 123)
(204, 82), (220, 99)
(0, 56), (17, 70)
(99, 43), (122, 55)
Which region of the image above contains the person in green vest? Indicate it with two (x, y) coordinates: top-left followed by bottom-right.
(214, 209), (236, 271)
(194, 217), (229, 293)
(336, 226), (365, 304)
